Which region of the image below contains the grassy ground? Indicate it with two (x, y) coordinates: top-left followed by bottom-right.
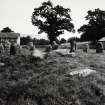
(0, 48), (105, 105)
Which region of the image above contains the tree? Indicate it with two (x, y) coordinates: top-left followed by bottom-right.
(78, 8), (105, 41)
(1, 27), (14, 32)
(32, 1), (74, 45)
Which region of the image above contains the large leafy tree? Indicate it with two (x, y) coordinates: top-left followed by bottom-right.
(78, 8), (105, 41)
(32, 1), (74, 44)
(1, 27), (14, 32)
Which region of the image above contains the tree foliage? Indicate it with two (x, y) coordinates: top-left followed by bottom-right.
(20, 36), (32, 45)
(1, 27), (14, 32)
(78, 8), (105, 41)
(32, 1), (74, 44)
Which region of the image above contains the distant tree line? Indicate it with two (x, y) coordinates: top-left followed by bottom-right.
(33, 38), (50, 45)
(20, 36), (50, 45)
(20, 36), (32, 45)
(0, 27), (14, 32)
(20, 36), (81, 45)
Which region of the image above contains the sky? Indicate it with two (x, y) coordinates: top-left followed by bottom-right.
(0, 0), (105, 39)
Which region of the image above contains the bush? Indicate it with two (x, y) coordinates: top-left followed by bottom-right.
(60, 38), (66, 44)
(89, 41), (97, 49)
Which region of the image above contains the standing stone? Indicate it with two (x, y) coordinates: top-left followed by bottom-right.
(45, 45), (52, 52)
(0, 43), (4, 54)
(52, 41), (58, 50)
(28, 42), (35, 55)
(96, 42), (103, 53)
(10, 43), (16, 55)
(4, 40), (11, 55)
(83, 43), (89, 53)
(69, 41), (76, 53)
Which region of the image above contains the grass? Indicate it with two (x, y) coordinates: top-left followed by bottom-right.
(0, 48), (105, 105)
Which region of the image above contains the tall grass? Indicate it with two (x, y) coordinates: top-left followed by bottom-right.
(0, 49), (105, 105)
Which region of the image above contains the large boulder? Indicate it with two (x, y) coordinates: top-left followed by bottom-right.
(70, 68), (97, 77)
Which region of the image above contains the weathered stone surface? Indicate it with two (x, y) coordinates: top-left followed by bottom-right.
(69, 41), (76, 53)
(52, 41), (58, 50)
(0, 43), (4, 54)
(96, 42), (103, 53)
(70, 68), (96, 77)
(83, 44), (89, 53)
(45, 45), (52, 52)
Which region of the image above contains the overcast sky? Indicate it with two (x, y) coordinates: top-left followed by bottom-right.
(0, 0), (105, 39)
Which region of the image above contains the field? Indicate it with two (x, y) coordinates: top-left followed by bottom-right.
(0, 46), (105, 105)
